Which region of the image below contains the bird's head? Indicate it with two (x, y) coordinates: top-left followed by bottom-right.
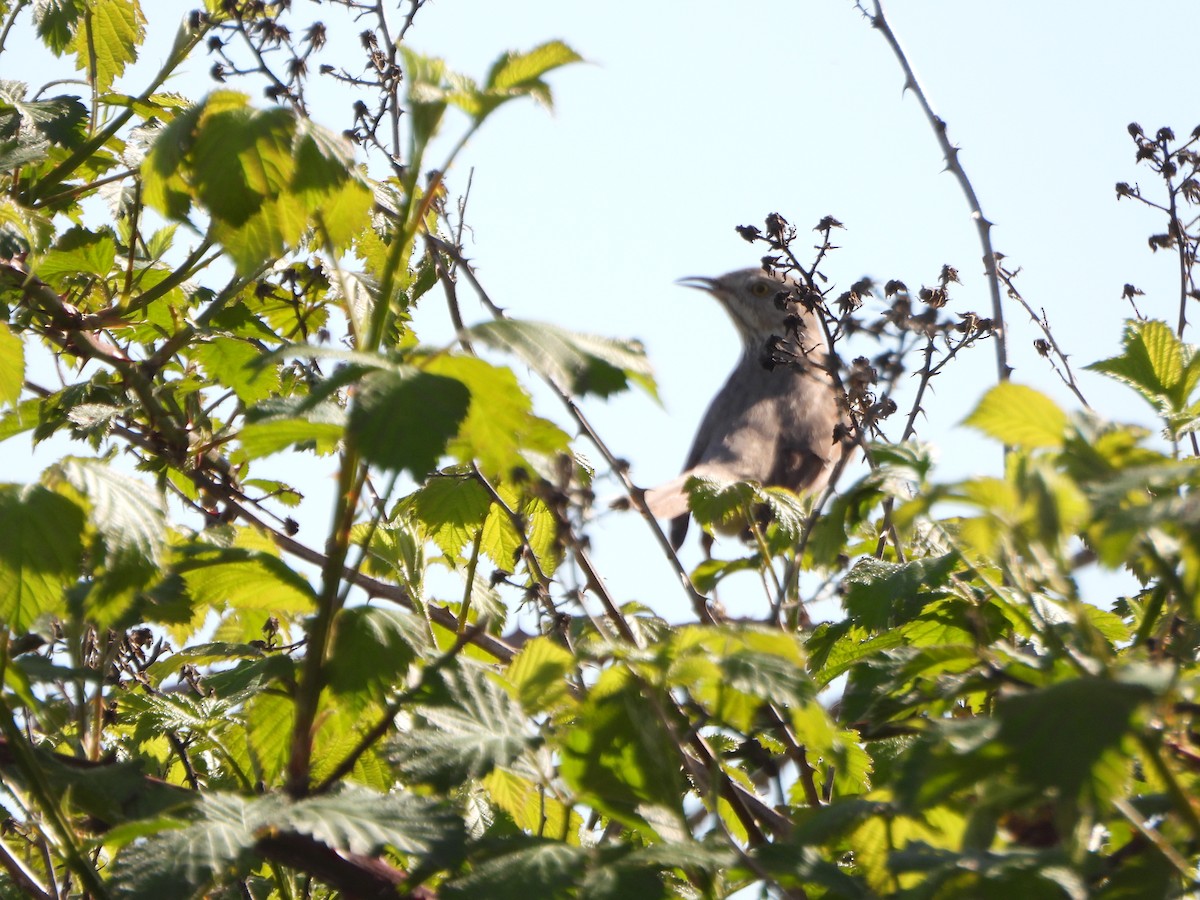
(676, 268), (814, 348)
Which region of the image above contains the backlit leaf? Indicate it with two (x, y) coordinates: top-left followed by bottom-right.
(964, 383), (1067, 449)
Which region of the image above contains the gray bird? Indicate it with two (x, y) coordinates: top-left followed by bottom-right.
(645, 268), (849, 548)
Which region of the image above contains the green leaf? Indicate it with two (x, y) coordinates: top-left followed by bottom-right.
(0, 483), (84, 629)
(147, 641), (270, 680)
(0, 81), (87, 147)
(0, 397), (42, 443)
(487, 41), (582, 93)
(400, 47), (450, 150)
(34, 225), (117, 283)
(349, 367), (470, 477)
(408, 473), (493, 560)
(506, 635), (576, 714)
(996, 676), (1153, 797)
(70, 0), (145, 93)
(240, 396), (346, 459)
(142, 91), (370, 274)
(392, 664), (531, 790)
(964, 383), (1067, 449)
(245, 691), (292, 787)
(34, 0), (83, 55)
(284, 787), (465, 860)
(467, 318), (657, 400)
(559, 668), (687, 837)
(474, 40), (583, 115)
(0, 322), (23, 407)
(0, 741), (191, 828)
(689, 554), (760, 593)
(445, 840), (587, 900)
(684, 476), (807, 537)
(291, 117), (373, 250)
(109, 792), (264, 898)
(482, 768), (582, 843)
(192, 103), (294, 225)
(1088, 319), (1200, 422)
(667, 626), (812, 731)
(193, 337), (279, 405)
(327, 605), (419, 697)
(177, 546), (317, 614)
(49, 457), (167, 568)
(842, 554), (959, 630)
(423, 355), (570, 479)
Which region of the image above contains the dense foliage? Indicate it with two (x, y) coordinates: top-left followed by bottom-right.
(0, 2), (1199, 898)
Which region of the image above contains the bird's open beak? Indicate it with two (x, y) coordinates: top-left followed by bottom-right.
(675, 276), (720, 292)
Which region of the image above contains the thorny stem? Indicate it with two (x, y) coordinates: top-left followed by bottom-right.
(0, 0), (29, 56)
(862, 0), (1010, 384)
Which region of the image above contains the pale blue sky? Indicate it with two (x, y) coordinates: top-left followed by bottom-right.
(5, 1), (1198, 621)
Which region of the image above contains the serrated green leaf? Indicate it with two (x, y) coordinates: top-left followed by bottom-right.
(0, 397), (41, 443)
(842, 554), (959, 630)
(49, 456), (167, 568)
(559, 668), (687, 837)
(1088, 319), (1200, 419)
(284, 787), (465, 859)
(487, 41), (583, 93)
(0, 81), (87, 147)
(0, 483), (84, 629)
(0, 322), (23, 407)
(34, 0), (83, 55)
(34, 225), (117, 283)
(689, 555), (760, 593)
(292, 117), (373, 250)
(963, 383), (1067, 449)
(146, 641), (271, 681)
(667, 626), (812, 731)
(996, 676), (1152, 797)
(177, 547), (317, 614)
(349, 367), (470, 477)
(70, 0), (145, 93)
(506, 636), (575, 713)
(142, 91), (369, 274)
(444, 839), (586, 900)
(392, 664), (531, 790)
(481, 768), (581, 843)
(400, 47), (450, 149)
(239, 396), (345, 459)
(193, 104), (294, 225)
(408, 473), (492, 560)
(684, 476), (759, 533)
(108, 792), (267, 898)
(245, 691), (292, 787)
(467, 318), (657, 400)
(327, 605), (418, 697)
(472, 41), (583, 116)
(805, 621), (905, 687)
(423, 355), (570, 479)
(193, 337), (279, 405)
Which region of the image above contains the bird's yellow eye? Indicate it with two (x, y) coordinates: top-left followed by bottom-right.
(750, 281), (770, 297)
